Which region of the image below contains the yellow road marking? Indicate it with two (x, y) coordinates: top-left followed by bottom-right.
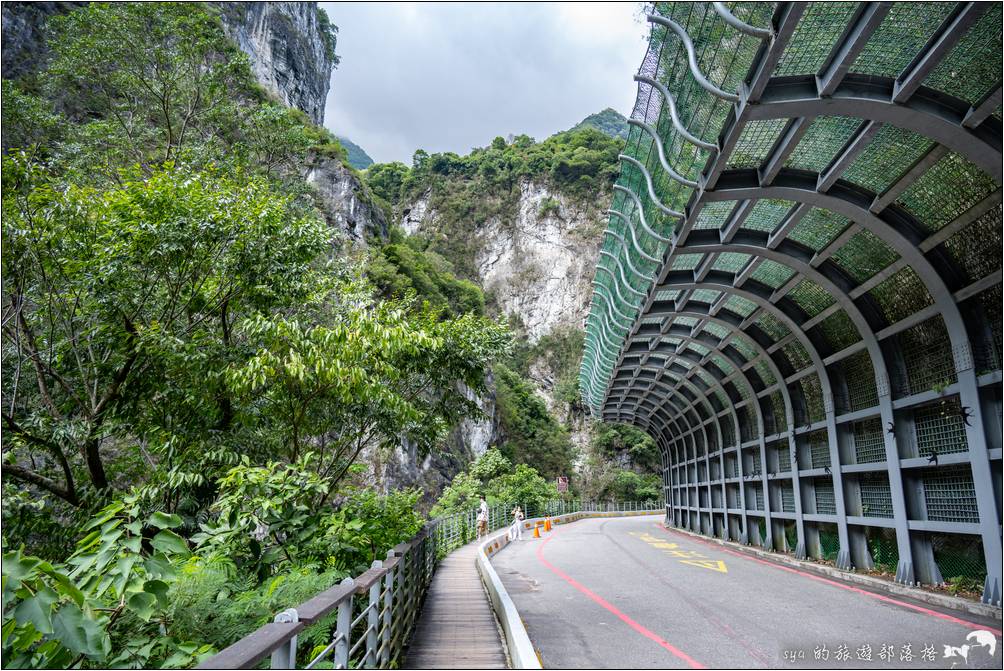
(679, 559), (728, 573)
(631, 529), (727, 573)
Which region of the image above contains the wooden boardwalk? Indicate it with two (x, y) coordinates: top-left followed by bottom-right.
(405, 542), (507, 669)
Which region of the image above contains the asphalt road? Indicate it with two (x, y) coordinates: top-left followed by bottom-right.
(493, 516), (1002, 669)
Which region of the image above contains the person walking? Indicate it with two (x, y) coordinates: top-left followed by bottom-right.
(510, 505), (524, 541)
(476, 494), (489, 539)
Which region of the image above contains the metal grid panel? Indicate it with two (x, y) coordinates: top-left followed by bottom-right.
(787, 207), (850, 251)
(713, 252), (751, 272)
(839, 349), (878, 412)
(842, 125), (936, 195)
(896, 152), (999, 234)
(724, 294), (758, 317)
(788, 279), (835, 318)
(807, 429), (831, 469)
(774, 3), (859, 76)
(694, 201), (738, 230)
(777, 443), (792, 473)
(672, 253), (704, 270)
(923, 4), (1003, 105)
(968, 284), (1002, 374)
(798, 373), (825, 424)
(784, 116), (863, 173)
(754, 359), (776, 387)
(860, 472), (894, 518)
(869, 267), (934, 324)
(729, 335), (757, 361)
(742, 199), (795, 233)
(691, 288), (721, 303)
(830, 230), (899, 284)
(814, 309), (861, 352)
(849, 3), (956, 77)
(893, 317), (957, 397)
(922, 465), (980, 523)
(781, 340), (811, 371)
(729, 120), (789, 168)
(939, 204), (1003, 285)
(750, 259), (795, 288)
(853, 418), (886, 464)
(814, 479), (837, 515)
(914, 399), (968, 458)
(781, 482), (796, 513)
(755, 311), (791, 342)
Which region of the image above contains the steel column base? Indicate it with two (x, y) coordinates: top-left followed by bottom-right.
(835, 549), (853, 571)
(895, 560), (915, 586)
(739, 531), (749, 544)
(982, 576), (1001, 607)
(795, 542), (806, 560)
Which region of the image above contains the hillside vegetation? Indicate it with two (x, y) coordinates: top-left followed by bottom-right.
(0, 4), (513, 666)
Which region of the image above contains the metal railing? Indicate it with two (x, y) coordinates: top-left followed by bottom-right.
(198, 499), (665, 669)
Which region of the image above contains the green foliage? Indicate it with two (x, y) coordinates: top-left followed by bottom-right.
(226, 303), (510, 479)
(338, 136), (374, 170)
(191, 457), (423, 580)
(487, 464), (559, 510)
(0, 81), (61, 153)
(1, 1), (520, 664)
(2, 498), (211, 669)
(569, 108), (629, 140)
(591, 422), (660, 474)
(431, 448), (557, 516)
(537, 196), (562, 219)
(315, 7), (340, 64)
(494, 366), (575, 481)
(365, 161), (410, 206)
(603, 470), (662, 502)
(2, 158), (329, 506)
(366, 238), (486, 316)
(509, 327), (584, 418)
(577, 422), (662, 501)
(364, 128), (622, 278)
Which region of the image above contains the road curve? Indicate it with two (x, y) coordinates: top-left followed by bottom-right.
(493, 516), (1002, 669)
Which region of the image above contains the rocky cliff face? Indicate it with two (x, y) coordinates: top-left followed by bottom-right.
(306, 154), (388, 242)
(2, 2), (335, 128)
(402, 180), (605, 465)
(404, 180), (602, 343)
(0, 2), (82, 79)
(368, 381), (499, 507)
(217, 2), (336, 126)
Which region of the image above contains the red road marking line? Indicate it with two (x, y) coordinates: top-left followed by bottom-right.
(656, 524), (1003, 637)
(535, 530), (707, 669)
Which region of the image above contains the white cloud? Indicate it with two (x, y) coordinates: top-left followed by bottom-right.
(320, 2), (647, 164)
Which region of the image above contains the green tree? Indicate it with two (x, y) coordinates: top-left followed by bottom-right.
(1, 497), (211, 668)
(2, 160), (329, 505)
(494, 366), (575, 481)
(227, 304), (510, 488)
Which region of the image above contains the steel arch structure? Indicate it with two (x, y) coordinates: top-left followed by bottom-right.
(581, 1), (1003, 604)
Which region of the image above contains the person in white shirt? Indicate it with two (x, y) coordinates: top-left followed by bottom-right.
(477, 495), (489, 539)
(510, 505), (524, 541)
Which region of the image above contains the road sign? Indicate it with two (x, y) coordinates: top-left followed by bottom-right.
(556, 476), (569, 492)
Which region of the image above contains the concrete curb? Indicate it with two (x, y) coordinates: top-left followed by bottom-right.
(665, 523), (1004, 621)
(477, 509), (663, 669)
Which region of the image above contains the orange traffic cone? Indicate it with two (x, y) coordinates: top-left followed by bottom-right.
(544, 518), (552, 532)
(533, 524), (541, 538)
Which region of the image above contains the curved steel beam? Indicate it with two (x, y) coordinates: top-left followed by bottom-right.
(712, 2), (773, 39)
(604, 229), (655, 281)
(623, 127), (700, 188)
(614, 186), (676, 243)
(607, 209), (663, 263)
(633, 75), (719, 151)
(750, 76), (1002, 181)
(647, 14), (741, 102)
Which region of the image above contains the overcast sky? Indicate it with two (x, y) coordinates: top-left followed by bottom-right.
(320, 2), (647, 164)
